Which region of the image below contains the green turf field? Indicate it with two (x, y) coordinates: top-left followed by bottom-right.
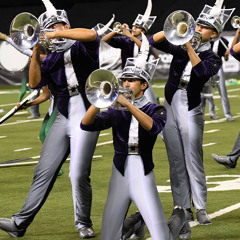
(0, 79), (240, 240)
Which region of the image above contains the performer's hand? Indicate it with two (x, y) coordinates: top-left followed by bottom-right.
(121, 23), (131, 37)
(116, 94), (130, 107)
(0, 32), (8, 41)
(16, 102), (30, 110)
(44, 31), (56, 40)
(224, 49), (230, 61)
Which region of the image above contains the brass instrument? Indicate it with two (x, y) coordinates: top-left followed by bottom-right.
(112, 22), (134, 35)
(10, 12), (40, 50)
(231, 16), (240, 29)
(85, 69), (134, 109)
(164, 10), (199, 48)
(10, 12), (59, 51)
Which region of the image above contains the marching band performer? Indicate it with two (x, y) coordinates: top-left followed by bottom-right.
(102, 0), (159, 105)
(0, 0), (99, 238)
(149, 1), (234, 238)
(211, 19), (240, 168)
(81, 33), (186, 240)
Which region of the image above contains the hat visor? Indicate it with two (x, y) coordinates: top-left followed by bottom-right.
(120, 73), (144, 80)
(196, 19), (218, 32)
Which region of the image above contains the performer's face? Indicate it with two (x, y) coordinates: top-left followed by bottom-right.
(122, 78), (148, 98)
(195, 24), (218, 42)
(132, 26), (145, 37)
(48, 23), (70, 31)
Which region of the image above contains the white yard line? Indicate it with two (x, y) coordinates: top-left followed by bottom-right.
(0, 91), (19, 95)
(99, 133), (110, 137)
(203, 143), (216, 147)
(0, 118), (44, 126)
(0, 155), (102, 168)
(205, 115), (240, 124)
(96, 140), (113, 146)
(0, 103), (17, 107)
(14, 148), (32, 152)
(204, 129), (220, 133)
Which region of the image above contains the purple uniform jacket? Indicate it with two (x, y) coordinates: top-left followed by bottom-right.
(211, 37), (229, 58)
(230, 47), (240, 61)
(35, 36), (100, 118)
(80, 103), (166, 176)
(108, 36), (153, 69)
(149, 36), (222, 111)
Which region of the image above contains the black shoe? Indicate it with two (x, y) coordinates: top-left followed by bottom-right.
(178, 222), (191, 240)
(196, 209), (212, 225)
(0, 218), (25, 237)
(129, 220), (146, 239)
(122, 212), (145, 240)
(184, 208), (194, 222)
(167, 207), (186, 240)
(212, 153), (237, 168)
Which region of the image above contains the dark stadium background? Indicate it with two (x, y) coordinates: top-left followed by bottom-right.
(0, 0), (239, 85)
(0, 0), (238, 34)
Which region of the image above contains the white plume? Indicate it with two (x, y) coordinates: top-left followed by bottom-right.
(209, 0), (224, 17)
(97, 14), (115, 37)
(42, 0), (57, 17)
(135, 33), (149, 69)
(220, 5), (225, 22)
(142, 0), (152, 23)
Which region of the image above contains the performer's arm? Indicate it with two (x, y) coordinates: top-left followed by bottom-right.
(184, 41), (201, 67)
(117, 94), (153, 131)
(102, 31), (117, 43)
(29, 44), (42, 88)
(232, 29), (240, 54)
(81, 105), (99, 125)
(152, 31), (166, 43)
(45, 28), (97, 42)
(17, 86), (50, 109)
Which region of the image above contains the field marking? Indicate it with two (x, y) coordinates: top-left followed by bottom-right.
(0, 103), (16, 107)
(152, 85), (165, 89)
(15, 111), (28, 115)
(0, 155), (102, 167)
(0, 118), (44, 126)
(14, 148), (32, 152)
(0, 91), (19, 95)
(204, 129), (220, 133)
(0, 136), (6, 138)
(213, 94), (239, 99)
(203, 142), (216, 147)
(205, 114), (240, 124)
(96, 140), (113, 146)
(99, 133), (110, 137)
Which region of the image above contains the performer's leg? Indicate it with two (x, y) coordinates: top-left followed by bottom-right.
(128, 155), (172, 240)
(29, 88), (40, 119)
(187, 105), (207, 210)
(101, 165), (131, 240)
(217, 68), (232, 119)
(163, 93), (191, 210)
(13, 112), (70, 229)
(68, 95), (99, 230)
(227, 131), (240, 160)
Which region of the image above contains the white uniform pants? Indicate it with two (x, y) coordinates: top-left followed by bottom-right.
(13, 94), (99, 230)
(163, 90), (207, 210)
(101, 155), (172, 240)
